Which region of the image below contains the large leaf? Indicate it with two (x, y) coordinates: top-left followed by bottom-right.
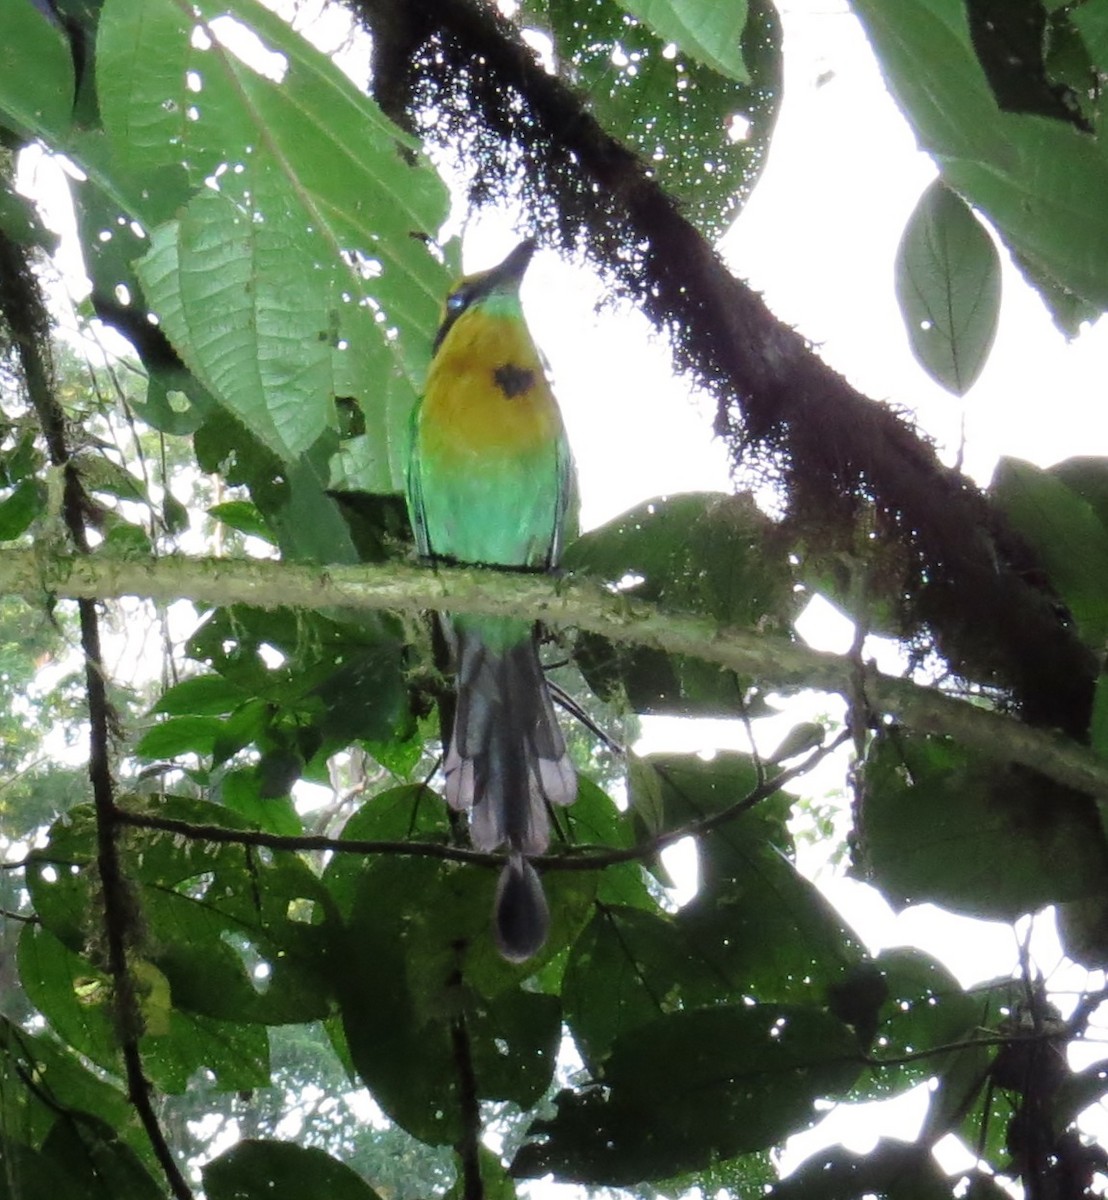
(531, 0), (780, 240)
(850, 0), (1108, 315)
(513, 1004), (861, 1184)
(564, 493), (799, 715)
(1049, 455), (1108, 535)
(850, 947), (981, 1100)
(0, 0), (74, 143)
(768, 1139), (954, 1200)
(895, 179), (1001, 395)
(647, 754), (864, 1000)
(334, 852), (573, 1145)
(204, 1140), (384, 1200)
(40, 1116), (165, 1200)
(95, 0), (448, 478)
(989, 456), (1108, 650)
(563, 904), (734, 1071)
(859, 731), (1108, 919)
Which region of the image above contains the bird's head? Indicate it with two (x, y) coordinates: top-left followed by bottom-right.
(433, 239), (536, 353)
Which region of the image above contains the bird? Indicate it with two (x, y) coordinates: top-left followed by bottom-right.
(406, 239), (578, 962)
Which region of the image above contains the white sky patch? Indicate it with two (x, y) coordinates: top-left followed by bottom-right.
(778, 1081), (930, 1175)
(208, 15), (290, 83)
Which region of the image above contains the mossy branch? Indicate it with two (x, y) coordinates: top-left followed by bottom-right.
(8, 547), (1108, 801)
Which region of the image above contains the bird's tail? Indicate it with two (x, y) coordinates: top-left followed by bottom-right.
(443, 616), (576, 960)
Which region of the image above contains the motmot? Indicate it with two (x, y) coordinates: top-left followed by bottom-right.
(406, 240), (578, 962)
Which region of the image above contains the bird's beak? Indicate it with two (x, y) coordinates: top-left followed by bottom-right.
(490, 238), (537, 289)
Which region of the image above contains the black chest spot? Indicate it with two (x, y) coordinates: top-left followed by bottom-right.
(493, 363), (535, 399)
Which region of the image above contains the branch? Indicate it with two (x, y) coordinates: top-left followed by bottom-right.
(7, 548), (1108, 802)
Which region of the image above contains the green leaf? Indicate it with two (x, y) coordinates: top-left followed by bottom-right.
(0, 479), (44, 540)
(648, 753), (863, 1000)
(1050, 455), (1108, 532)
(152, 674), (250, 717)
(1089, 670), (1108, 762)
(989, 456), (1108, 649)
(0, 182), (60, 254)
(17, 923), (270, 1093)
(563, 905), (721, 1071)
(565, 493), (799, 715)
(27, 797), (335, 1029)
(321, 785), (452, 915)
(0, 1141), (86, 1200)
(767, 1139), (954, 1200)
(963, 2), (1086, 128)
(110, 0), (449, 476)
(626, 753), (665, 835)
(615, 0), (750, 81)
(193, 412), (361, 565)
(444, 1147), (517, 1200)
(336, 852), (576, 1144)
(920, 1038), (993, 1143)
(1057, 891), (1108, 970)
(134, 714), (226, 758)
(41, 1115), (166, 1200)
(513, 1004), (861, 1184)
(0, 1018), (143, 1163)
(0, 0), (74, 143)
(204, 1140), (384, 1200)
(208, 499), (274, 543)
(855, 947), (980, 1099)
(1053, 1058), (1108, 1133)
(214, 767), (301, 835)
(74, 452), (147, 501)
(534, 0), (780, 240)
(850, 0), (1108, 312)
(895, 179), (1000, 395)
(860, 731), (1108, 919)
(163, 489), (190, 535)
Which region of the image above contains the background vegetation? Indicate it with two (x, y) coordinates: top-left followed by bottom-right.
(1, 0), (1108, 1196)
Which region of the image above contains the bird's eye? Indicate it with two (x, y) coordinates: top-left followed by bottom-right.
(446, 290), (467, 313)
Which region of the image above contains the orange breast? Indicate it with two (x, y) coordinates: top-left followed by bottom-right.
(419, 310), (563, 459)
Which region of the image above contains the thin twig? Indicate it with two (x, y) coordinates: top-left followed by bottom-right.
(111, 731), (846, 871)
(449, 997), (484, 1200)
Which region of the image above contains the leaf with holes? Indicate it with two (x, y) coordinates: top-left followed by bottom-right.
(513, 1004), (860, 1184)
(99, 0), (449, 476)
